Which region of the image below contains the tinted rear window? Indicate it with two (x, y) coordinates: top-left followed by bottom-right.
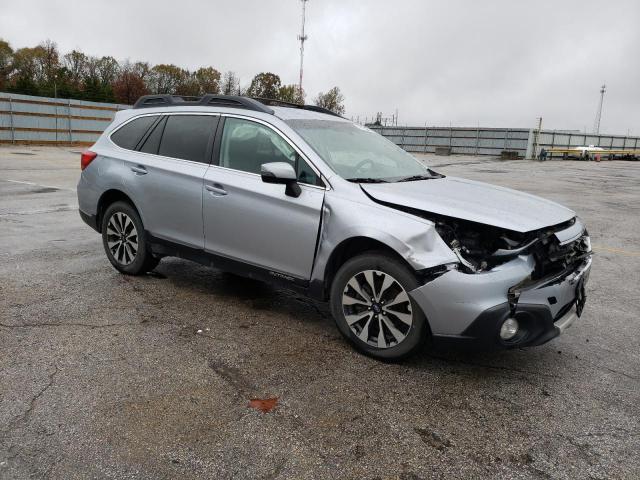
(111, 116), (157, 150)
(158, 115), (218, 163)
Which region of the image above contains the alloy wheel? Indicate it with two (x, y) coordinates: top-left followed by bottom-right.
(106, 212), (138, 266)
(341, 269), (413, 348)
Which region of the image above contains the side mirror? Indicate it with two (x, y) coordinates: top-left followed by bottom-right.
(261, 162), (301, 198)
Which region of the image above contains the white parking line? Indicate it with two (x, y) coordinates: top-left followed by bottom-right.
(1, 178), (75, 192)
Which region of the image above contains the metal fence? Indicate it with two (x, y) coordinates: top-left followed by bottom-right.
(533, 130), (640, 157)
(368, 125), (530, 157)
(0, 92), (129, 146)
(2, 91), (639, 156)
(369, 124), (640, 158)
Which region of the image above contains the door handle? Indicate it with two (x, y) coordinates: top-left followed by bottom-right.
(205, 184), (227, 196)
(131, 165), (147, 175)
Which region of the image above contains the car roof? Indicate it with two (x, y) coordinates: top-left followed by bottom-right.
(130, 94), (346, 123)
(271, 106), (349, 122)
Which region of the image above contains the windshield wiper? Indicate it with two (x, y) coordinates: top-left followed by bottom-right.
(346, 177), (389, 183)
(396, 170), (444, 182)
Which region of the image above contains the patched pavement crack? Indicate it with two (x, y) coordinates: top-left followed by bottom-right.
(0, 322), (134, 329)
(2, 364), (59, 436)
(426, 354), (562, 380)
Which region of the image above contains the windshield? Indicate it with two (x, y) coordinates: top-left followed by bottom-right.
(285, 119), (439, 182)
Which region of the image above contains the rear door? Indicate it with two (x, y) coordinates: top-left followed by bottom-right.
(114, 113), (219, 249)
(203, 116), (325, 280)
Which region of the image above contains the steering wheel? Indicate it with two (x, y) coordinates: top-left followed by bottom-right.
(353, 158), (374, 175)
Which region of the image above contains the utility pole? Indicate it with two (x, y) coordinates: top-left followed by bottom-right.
(593, 84), (606, 134)
(531, 117), (543, 159)
(297, 0), (309, 98)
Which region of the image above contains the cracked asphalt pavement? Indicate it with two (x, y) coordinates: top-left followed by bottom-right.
(1, 147), (639, 479)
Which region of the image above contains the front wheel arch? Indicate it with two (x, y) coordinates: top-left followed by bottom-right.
(329, 251), (430, 360)
(322, 237), (416, 301)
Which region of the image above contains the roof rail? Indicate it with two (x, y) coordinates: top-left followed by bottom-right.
(132, 94), (274, 114)
(132, 94), (342, 118)
(252, 97), (343, 118)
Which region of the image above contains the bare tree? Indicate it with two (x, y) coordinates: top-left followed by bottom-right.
(221, 71), (240, 95)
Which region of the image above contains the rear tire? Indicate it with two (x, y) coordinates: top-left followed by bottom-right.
(101, 201), (159, 275)
(329, 252), (429, 360)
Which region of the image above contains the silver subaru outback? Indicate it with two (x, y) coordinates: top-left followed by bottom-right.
(77, 95), (592, 360)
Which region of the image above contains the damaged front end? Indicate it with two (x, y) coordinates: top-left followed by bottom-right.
(409, 213), (593, 349)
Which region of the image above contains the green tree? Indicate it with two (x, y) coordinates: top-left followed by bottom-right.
(0, 39), (14, 91)
(19, 40), (61, 96)
(63, 50), (88, 89)
(82, 76), (103, 102)
(175, 72), (200, 96)
(95, 56), (120, 86)
(81, 55), (118, 101)
(314, 86), (345, 115)
(10, 75), (38, 96)
(132, 62), (151, 82)
(11, 47), (42, 85)
(53, 66), (80, 99)
(278, 84), (305, 105)
(194, 66), (221, 95)
(246, 72), (281, 99)
(147, 64), (187, 94)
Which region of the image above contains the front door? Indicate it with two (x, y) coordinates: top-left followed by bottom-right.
(203, 117), (325, 280)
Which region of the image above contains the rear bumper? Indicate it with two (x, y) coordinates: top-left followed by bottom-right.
(79, 209), (100, 232)
(410, 255), (592, 350)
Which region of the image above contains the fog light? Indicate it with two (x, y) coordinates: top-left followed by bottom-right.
(500, 318), (519, 340)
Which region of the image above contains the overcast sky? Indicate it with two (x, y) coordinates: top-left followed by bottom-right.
(1, 0), (638, 134)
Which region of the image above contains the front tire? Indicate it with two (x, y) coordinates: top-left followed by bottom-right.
(330, 252), (429, 360)
(101, 201), (159, 275)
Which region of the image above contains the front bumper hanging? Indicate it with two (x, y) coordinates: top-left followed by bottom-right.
(410, 254), (592, 350)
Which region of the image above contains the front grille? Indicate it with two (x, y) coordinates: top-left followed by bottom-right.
(531, 232), (590, 281)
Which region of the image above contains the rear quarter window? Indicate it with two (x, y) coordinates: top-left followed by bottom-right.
(110, 115), (158, 150)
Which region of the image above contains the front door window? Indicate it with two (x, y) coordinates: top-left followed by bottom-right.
(219, 117), (322, 186)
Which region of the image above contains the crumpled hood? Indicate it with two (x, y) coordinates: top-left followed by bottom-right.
(361, 176), (575, 232)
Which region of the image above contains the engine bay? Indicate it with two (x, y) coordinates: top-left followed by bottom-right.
(425, 213), (589, 279)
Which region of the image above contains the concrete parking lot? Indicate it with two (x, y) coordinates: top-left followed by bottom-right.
(1, 146), (639, 479)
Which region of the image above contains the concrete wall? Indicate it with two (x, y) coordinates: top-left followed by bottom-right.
(0, 92), (129, 145)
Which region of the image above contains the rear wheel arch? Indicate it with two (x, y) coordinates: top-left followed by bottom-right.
(96, 190), (140, 233)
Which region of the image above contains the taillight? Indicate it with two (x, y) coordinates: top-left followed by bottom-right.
(81, 151), (97, 171)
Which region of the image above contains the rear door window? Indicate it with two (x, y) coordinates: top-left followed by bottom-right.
(111, 115), (158, 150)
(158, 115), (218, 163)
